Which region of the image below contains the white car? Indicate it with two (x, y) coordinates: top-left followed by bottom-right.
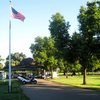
(17, 76), (37, 84)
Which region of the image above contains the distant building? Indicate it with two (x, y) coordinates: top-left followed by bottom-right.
(0, 71), (7, 80)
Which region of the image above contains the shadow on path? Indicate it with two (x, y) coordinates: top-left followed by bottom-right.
(22, 79), (100, 100)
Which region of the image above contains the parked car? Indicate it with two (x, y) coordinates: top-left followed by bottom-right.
(35, 73), (51, 79)
(17, 76), (37, 84)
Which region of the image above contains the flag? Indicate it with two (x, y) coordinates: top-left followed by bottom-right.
(11, 7), (25, 22)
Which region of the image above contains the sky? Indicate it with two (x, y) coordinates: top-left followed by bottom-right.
(0, 0), (88, 61)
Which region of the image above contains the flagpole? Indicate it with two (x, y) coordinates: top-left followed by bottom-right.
(8, 0), (12, 93)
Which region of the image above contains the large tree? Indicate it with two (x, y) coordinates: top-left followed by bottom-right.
(77, 1), (100, 84)
(49, 13), (70, 58)
(30, 36), (58, 78)
(65, 32), (82, 76)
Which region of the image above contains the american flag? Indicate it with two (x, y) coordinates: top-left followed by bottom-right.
(11, 7), (25, 22)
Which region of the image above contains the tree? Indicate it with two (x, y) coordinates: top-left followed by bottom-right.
(0, 55), (4, 69)
(5, 52), (26, 67)
(89, 56), (100, 71)
(68, 32), (82, 62)
(77, 1), (100, 84)
(49, 13), (70, 58)
(30, 36), (48, 65)
(49, 13), (83, 77)
(30, 36), (58, 78)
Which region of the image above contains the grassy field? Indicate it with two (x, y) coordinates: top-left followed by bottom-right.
(0, 79), (29, 100)
(50, 74), (100, 90)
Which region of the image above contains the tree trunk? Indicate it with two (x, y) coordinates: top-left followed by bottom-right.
(65, 72), (68, 78)
(83, 67), (87, 85)
(63, 70), (66, 76)
(71, 71), (76, 76)
(51, 67), (53, 79)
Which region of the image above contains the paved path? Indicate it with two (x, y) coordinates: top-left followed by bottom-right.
(22, 79), (100, 100)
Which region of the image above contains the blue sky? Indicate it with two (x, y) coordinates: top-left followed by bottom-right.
(0, 0), (88, 60)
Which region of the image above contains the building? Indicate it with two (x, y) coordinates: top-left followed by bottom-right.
(0, 71), (7, 80)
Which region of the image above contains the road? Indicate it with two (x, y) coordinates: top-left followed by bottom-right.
(22, 79), (100, 100)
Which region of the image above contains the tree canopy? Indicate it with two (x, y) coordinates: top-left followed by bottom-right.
(29, 1), (100, 82)
(5, 52), (26, 67)
(30, 36), (58, 78)
(77, 1), (100, 84)
(49, 13), (70, 58)
(0, 55), (4, 69)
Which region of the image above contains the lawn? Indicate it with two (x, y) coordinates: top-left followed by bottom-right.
(50, 74), (100, 90)
(0, 79), (29, 100)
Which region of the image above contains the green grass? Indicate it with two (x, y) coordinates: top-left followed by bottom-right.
(0, 79), (29, 100)
(50, 75), (100, 90)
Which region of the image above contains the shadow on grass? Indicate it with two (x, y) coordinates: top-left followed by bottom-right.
(0, 79), (29, 100)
